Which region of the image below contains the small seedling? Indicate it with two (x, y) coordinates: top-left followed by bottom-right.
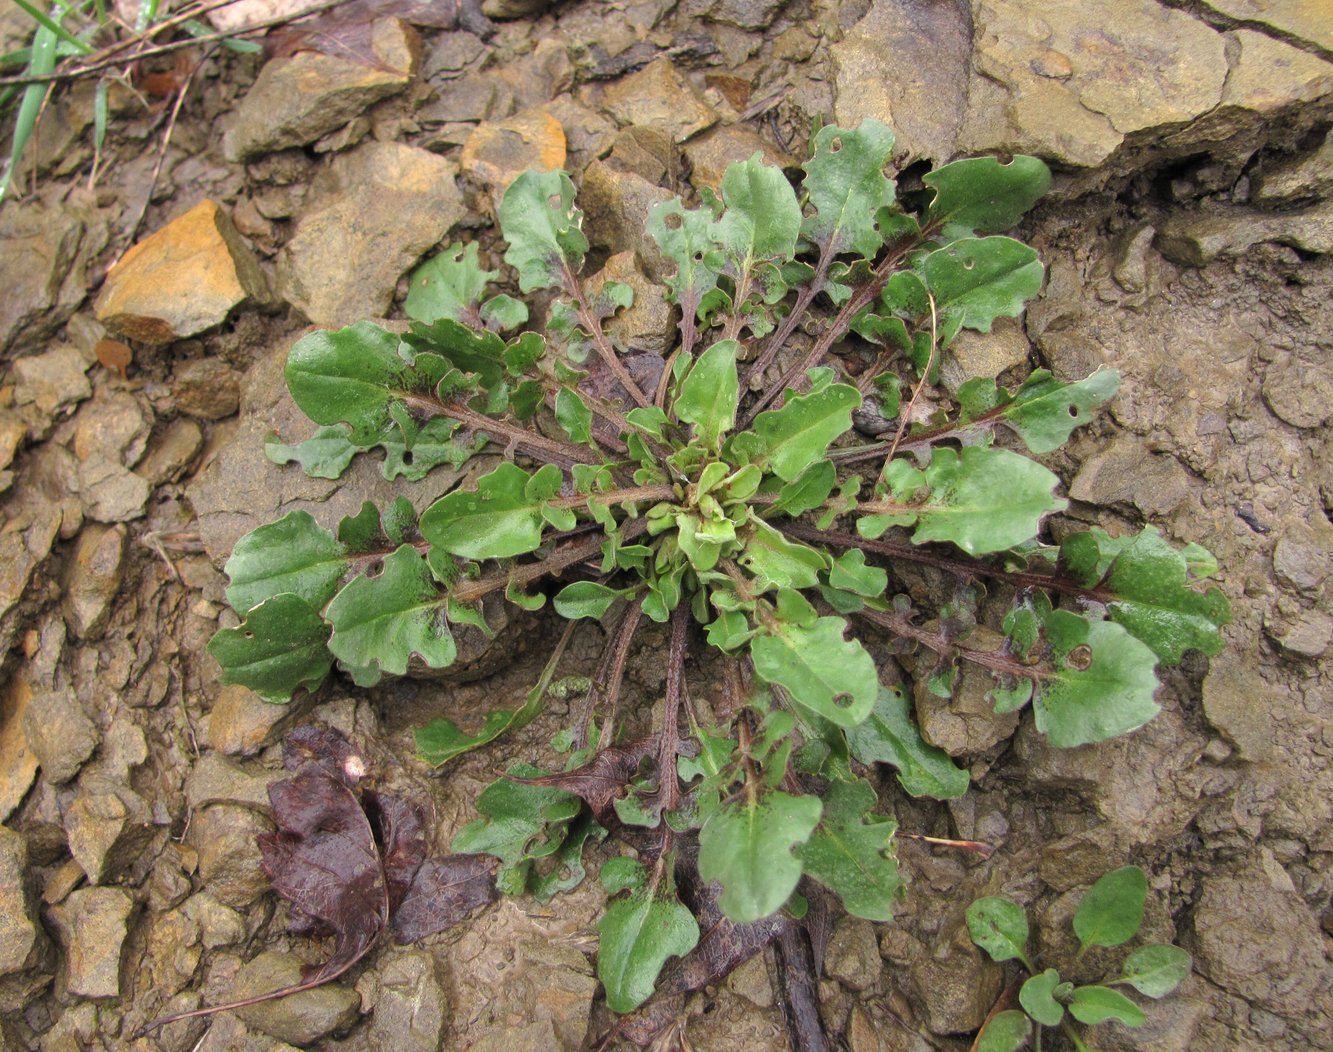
(207, 120), (1228, 1029)
(967, 866), (1193, 1051)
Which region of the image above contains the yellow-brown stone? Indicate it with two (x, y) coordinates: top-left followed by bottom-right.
(94, 200), (268, 345)
(460, 108), (567, 194)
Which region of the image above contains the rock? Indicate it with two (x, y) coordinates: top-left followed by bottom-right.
(725, 953), (773, 1007)
(277, 143), (464, 327)
(50, 887), (134, 999)
(587, 252), (673, 357)
(185, 753), (275, 811)
(607, 125), (674, 184)
(698, 0), (789, 30)
(825, 918), (882, 992)
(189, 804), (273, 907)
(419, 73), (508, 127)
(94, 200), (269, 345)
(1263, 351), (1333, 429)
(423, 30), (488, 80)
(939, 317), (1030, 394)
(183, 892), (248, 949)
(1069, 436), (1193, 517)
(1156, 201), (1333, 267)
(61, 523), (126, 640)
(71, 392), (149, 465)
(0, 202), (96, 352)
(207, 684), (312, 757)
(173, 358), (243, 420)
(223, 17), (419, 162)
(137, 418), (204, 485)
(1201, 0), (1333, 53)
(908, 913), (1003, 1034)
(11, 345), (91, 417)
(22, 685), (99, 784)
(1202, 652), (1276, 762)
(579, 160), (674, 281)
(915, 660), (1021, 756)
(358, 947), (447, 1052)
(196, 1013), (303, 1052)
(207, 0), (328, 32)
(1217, 29), (1333, 124)
(64, 784), (155, 884)
(460, 108), (567, 193)
(0, 829), (36, 975)
(831, 0), (971, 163)
(1192, 854), (1326, 1013)
(233, 951), (360, 1045)
(959, 0), (1226, 169)
(1266, 608), (1332, 660)
(601, 58), (717, 143)
(541, 97), (616, 171)
(483, 0), (549, 16)
(1272, 519), (1333, 593)
(1255, 128), (1333, 204)
(683, 124), (792, 193)
(77, 455), (150, 524)
(0, 673), (39, 822)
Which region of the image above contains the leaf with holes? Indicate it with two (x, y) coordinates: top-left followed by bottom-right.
(208, 593), (333, 702)
(966, 897), (1031, 966)
(919, 236), (1045, 346)
(750, 611), (879, 727)
(923, 154), (1051, 236)
(801, 118), (897, 258)
(499, 169), (588, 292)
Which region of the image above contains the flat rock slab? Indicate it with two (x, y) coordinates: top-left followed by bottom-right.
(223, 17), (419, 162)
(277, 142), (464, 327)
(94, 200), (268, 345)
(0, 201), (103, 353)
(601, 57), (717, 143)
(50, 886), (134, 999)
(460, 107), (567, 193)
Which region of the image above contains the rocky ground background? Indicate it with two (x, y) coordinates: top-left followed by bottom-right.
(0, 0), (1330, 1048)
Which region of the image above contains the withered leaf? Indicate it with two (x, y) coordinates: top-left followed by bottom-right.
(365, 789), (429, 913)
(514, 737), (657, 820)
(392, 854), (498, 943)
(260, 765), (388, 983)
(282, 724), (369, 785)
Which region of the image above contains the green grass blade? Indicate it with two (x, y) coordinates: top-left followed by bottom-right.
(136, 0), (160, 31)
(10, 0), (93, 54)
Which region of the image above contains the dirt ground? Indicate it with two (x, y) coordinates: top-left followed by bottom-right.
(0, 0), (1329, 1050)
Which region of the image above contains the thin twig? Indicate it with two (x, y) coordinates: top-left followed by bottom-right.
(882, 289), (938, 469)
(122, 44), (214, 249)
(594, 596), (644, 751)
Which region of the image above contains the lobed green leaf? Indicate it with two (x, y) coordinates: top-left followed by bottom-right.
(844, 687), (970, 799)
(207, 593), (333, 702)
(597, 859), (700, 1013)
(751, 382), (861, 482)
(223, 510), (347, 614)
(922, 155), (1051, 236)
(498, 169), (588, 292)
(796, 779), (902, 921)
(801, 118), (897, 258)
(420, 462), (563, 560)
(751, 612), (879, 727)
(920, 236), (1045, 346)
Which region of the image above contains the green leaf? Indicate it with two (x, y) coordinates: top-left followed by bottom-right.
(1118, 944), (1191, 999)
(554, 581), (634, 620)
(481, 293), (529, 331)
(920, 237), (1044, 345)
(673, 339), (739, 449)
(499, 169), (588, 292)
(420, 462), (562, 560)
(1032, 614), (1161, 747)
(266, 425), (361, 479)
(416, 624), (572, 765)
(404, 241), (495, 324)
(404, 318), (508, 390)
(1062, 527), (1230, 665)
(380, 415), (481, 481)
(530, 811), (602, 901)
(796, 779), (902, 921)
(1068, 986), (1145, 1028)
(711, 154), (803, 269)
(451, 766), (581, 892)
(752, 383), (861, 482)
(922, 155), (1051, 236)
(223, 510), (348, 613)
(801, 119), (897, 258)
(555, 387), (593, 444)
(966, 897), (1031, 966)
(972, 368), (1119, 454)
(751, 613), (878, 728)
(646, 199), (724, 315)
(207, 593), (333, 702)
(597, 859), (700, 1013)
(827, 550), (887, 598)
(1020, 969), (1065, 1026)
(739, 518), (828, 592)
(773, 460), (836, 516)
(325, 545), (455, 686)
(285, 322), (429, 444)
(1073, 866), (1147, 951)
(976, 1010), (1032, 1052)
(867, 446), (1065, 556)
(697, 790), (822, 923)
(844, 687), (970, 799)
